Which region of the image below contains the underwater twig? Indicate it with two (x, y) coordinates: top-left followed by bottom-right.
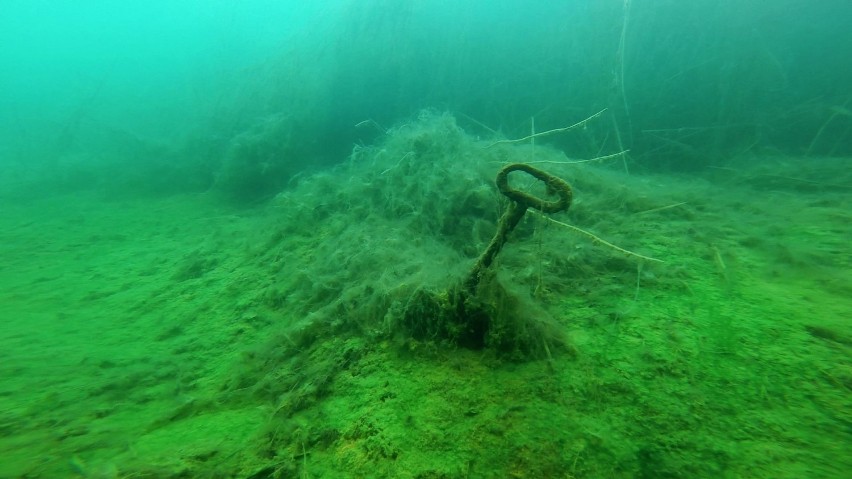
(611, 113), (630, 175)
(617, 0), (632, 122)
(806, 100), (851, 156)
(380, 152), (413, 175)
(484, 109), (607, 148)
(524, 150), (629, 166)
(633, 202), (688, 215)
(355, 119), (387, 134)
(456, 111), (498, 135)
(707, 166), (852, 190)
(531, 211), (663, 263)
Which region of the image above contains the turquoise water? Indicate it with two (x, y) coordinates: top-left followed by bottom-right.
(1, 2), (849, 477)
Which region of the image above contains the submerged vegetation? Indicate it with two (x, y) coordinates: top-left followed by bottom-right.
(2, 110), (849, 478)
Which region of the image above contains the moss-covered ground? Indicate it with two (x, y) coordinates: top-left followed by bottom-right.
(1, 114), (849, 478)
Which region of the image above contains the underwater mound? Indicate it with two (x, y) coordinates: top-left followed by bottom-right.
(238, 111), (656, 364)
(219, 110), (671, 411)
